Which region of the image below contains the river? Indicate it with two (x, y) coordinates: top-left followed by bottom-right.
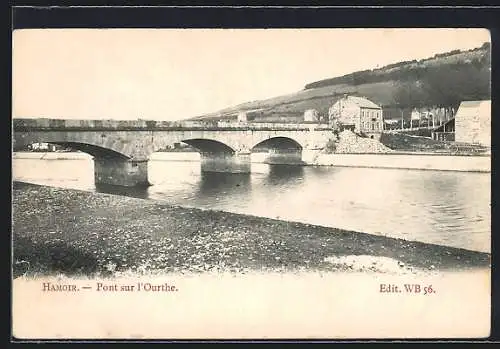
(12, 152), (491, 253)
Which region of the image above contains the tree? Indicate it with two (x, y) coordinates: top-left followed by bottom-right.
(420, 63), (490, 108)
(393, 80), (429, 109)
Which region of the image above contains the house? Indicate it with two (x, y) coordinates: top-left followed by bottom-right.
(237, 111), (248, 122)
(431, 100), (491, 145)
(410, 109), (421, 123)
(328, 94), (383, 139)
(454, 100), (491, 146)
(303, 109), (319, 122)
(431, 118), (455, 142)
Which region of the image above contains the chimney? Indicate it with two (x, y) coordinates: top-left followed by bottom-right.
(343, 93), (349, 100)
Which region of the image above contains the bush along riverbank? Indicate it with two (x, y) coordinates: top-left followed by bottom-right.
(12, 182), (490, 278)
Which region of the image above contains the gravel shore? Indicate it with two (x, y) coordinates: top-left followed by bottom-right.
(12, 181), (490, 278)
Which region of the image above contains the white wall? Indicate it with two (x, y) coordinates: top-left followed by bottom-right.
(455, 101), (491, 147)
(313, 153), (490, 172)
(329, 99), (360, 130)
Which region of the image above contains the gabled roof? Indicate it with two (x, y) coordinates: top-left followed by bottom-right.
(458, 100), (490, 108)
(433, 117), (455, 132)
(455, 100), (490, 118)
(346, 96), (381, 109)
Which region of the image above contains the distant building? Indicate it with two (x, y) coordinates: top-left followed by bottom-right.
(237, 111), (248, 122)
(303, 109), (319, 122)
(454, 100), (491, 146)
(431, 118), (455, 142)
(411, 109), (421, 122)
(232, 109), (267, 122)
(328, 94), (383, 139)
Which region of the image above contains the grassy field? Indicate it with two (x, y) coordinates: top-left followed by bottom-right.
(190, 81), (399, 121)
(380, 133), (490, 154)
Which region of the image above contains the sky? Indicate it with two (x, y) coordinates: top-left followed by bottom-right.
(12, 28), (490, 121)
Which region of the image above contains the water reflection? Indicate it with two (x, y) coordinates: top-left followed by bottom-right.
(95, 183), (150, 199)
(266, 164), (305, 185)
(308, 165), (340, 177)
(418, 172), (460, 193)
(12, 154), (491, 252)
(196, 172), (252, 196)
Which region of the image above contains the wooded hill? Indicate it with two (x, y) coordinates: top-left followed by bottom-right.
(189, 42), (490, 122)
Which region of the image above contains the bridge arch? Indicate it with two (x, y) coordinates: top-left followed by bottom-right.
(251, 136), (304, 151)
(178, 138), (250, 173)
(180, 138), (236, 154)
(251, 136), (304, 165)
(14, 132), (132, 160)
(47, 141), (131, 160)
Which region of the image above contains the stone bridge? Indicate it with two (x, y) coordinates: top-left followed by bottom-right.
(13, 118), (334, 187)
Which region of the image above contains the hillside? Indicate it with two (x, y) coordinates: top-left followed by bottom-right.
(189, 42), (490, 122)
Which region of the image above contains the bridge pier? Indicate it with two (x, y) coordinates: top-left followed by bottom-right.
(200, 151), (251, 173)
(94, 158), (150, 187)
(264, 148), (304, 165)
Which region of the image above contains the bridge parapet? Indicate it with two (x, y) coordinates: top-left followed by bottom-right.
(13, 118), (332, 131)
(13, 118), (168, 130)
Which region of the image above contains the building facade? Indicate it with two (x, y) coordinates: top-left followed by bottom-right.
(237, 111), (248, 122)
(454, 100), (491, 146)
(431, 118), (455, 142)
(303, 109), (319, 122)
(328, 95), (383, 139)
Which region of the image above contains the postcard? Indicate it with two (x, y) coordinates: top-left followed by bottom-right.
(12, 27), (491, 340)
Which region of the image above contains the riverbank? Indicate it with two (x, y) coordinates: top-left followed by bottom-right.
(309, 130), (490, 172)
(13, 152), (92, 160)
(311, 152), (491, 172)
(13, 151), (491, 173)
(12, 181), (490, 278)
